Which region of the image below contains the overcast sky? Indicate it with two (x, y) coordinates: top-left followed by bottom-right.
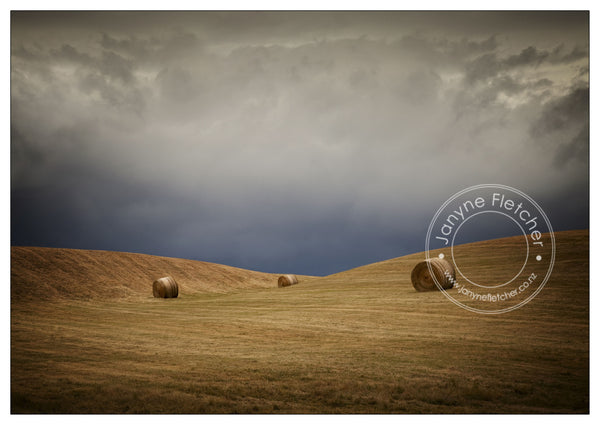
(11, 11), (589, 275)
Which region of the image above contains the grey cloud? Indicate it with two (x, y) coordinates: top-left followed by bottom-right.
(100, 31), (203, 66)
(504, 46), (549, 68)
(467, 35), (498, 52)
(98, 51), (135, 83)
(78, 72), (145, 112)
(11, 45), (38, 61)
(549, 45), (588, 64)
(533, 78), (553, 88)
(10, 12), (589, 275)
(464, 53), (498, 83)
(156, 66), (199, 103)
(391, 34), (498, 72)
(434, 34), (498, 58)
(398, 70), (442, 104)
(452, 74), (556, 120)
(50, 43), (136, 84)
(52, 43), (94, 66)
(100, 33), (153, 59)
(531, 87), (588, 136)
(577, 66), (589, 78)
(12, 41), (144, 113)
(553, 127), (588, 167)
(465, 44), (588, 84)
(530, 86), (589, 168)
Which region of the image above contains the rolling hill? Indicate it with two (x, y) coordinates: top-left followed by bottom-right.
(11, 229), (588, 413)
(11, 247), (287, 301)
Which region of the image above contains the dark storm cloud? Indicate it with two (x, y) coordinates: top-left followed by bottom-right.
(11, 11), (589, 275)
(530, 87), (589, 168)
(531, 87), (589, 136)
(465, 45), (589, 83)
(48, 44), (136, 87)
(553, 128), (589, 168)
(52, 44), (94, 65)
(504, 46), (549, 67)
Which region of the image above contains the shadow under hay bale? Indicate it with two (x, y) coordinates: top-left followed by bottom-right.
(153, 276), (179, 298)
(278, 274), (298, 287)
(411, 258), (455, 292)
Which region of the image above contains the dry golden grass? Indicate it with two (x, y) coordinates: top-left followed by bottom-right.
(11, 247), (289, 301)
(11, 230), (588, 413)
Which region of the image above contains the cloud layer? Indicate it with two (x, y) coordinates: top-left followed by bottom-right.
(11, 12), (589, 275)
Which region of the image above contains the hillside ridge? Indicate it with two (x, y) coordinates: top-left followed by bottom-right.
(11, 246), (279, 301)
(11, 229), (587, 301)
(328, 229), (586, 278)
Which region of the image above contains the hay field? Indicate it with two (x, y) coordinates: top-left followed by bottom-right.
(11, 230), (588, 413)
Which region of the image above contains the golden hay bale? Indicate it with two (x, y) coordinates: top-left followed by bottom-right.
(411, 258), (455, 292)
(278, 274), (298, 287)
(152, 276), (179, 298)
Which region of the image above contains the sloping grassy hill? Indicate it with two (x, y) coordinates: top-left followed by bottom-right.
(11, 247), (288, 301)
(11, 230), (588, 413)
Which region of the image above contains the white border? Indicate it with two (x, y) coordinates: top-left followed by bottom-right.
(3, 4), (594, 423)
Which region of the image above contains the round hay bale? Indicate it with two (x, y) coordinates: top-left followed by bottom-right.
(411, 258), (455, 292)
(278, 274), (298, 287)
(152, 276), (179, 298)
